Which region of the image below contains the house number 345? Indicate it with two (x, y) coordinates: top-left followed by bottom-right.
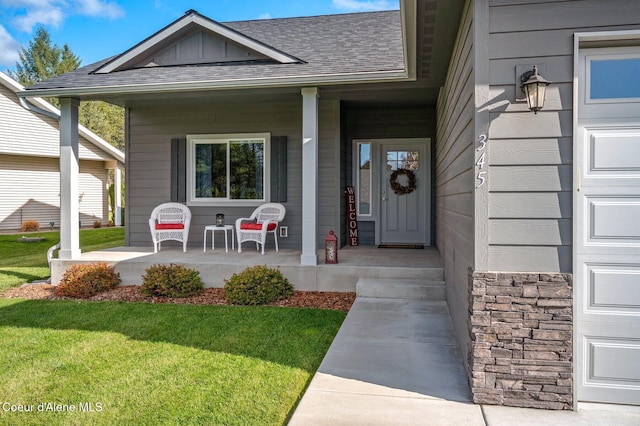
(475, 134), (487, 188)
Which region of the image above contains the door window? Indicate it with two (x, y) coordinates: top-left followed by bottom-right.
(386, 151), (419, 171)
(588, 54), (640, 102)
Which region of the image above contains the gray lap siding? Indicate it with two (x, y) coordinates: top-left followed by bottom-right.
(486, 0), (640, 273)
(125, 96), (340, 250)
(465, 0), (640, 409)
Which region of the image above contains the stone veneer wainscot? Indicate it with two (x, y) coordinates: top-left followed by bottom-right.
(467, 271), (573, 410)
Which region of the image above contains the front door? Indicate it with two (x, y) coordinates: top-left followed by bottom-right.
(575, 46), (640, 405)
(379, 141), (430, 245)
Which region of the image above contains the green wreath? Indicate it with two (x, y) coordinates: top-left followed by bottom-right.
(389, 168), (417, 195)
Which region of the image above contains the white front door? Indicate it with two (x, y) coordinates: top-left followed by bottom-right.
(379, 140), (430, 245)
(575, 45), (640, 405)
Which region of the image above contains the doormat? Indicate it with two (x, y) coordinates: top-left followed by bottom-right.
(378, 244), (424, 249)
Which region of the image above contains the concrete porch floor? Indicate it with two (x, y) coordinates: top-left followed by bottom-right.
(51, 245), (443, 291)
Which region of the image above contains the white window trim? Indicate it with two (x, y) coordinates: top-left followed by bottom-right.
(186, 133), (270, 207)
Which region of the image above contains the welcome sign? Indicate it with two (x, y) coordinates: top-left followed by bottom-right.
(346, 186), (359, 246)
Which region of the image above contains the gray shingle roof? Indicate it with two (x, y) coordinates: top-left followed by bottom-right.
(25, 11), (404, 94)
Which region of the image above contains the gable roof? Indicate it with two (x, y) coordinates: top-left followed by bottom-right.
(21, 10), (405, 98)
(0, 71), (124, 164)
(95, 9), (303, 74)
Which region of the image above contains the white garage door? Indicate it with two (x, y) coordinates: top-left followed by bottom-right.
(576, 45), (640, 405)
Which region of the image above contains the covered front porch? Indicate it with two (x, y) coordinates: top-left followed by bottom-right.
(51, 245), (443, 292)
(18, 3), (464, 270)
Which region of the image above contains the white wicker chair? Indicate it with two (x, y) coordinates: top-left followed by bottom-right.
(148, 202), (192, 253)
(236, 203), (286, 254)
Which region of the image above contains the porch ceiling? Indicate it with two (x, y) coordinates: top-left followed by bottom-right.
(100, 82), (443, 109)
(416, 0), (466, 88)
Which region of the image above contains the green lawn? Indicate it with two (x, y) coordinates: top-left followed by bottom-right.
(0, 227), (345, 424)
(0, 299), (344, 425)
(0, 228), (124, 291)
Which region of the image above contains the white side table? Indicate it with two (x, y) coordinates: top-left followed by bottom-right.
(203, 225), (235, 252)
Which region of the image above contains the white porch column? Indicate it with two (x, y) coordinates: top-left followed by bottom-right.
(114, 166), (122, 226)
(59, 98), (81, 259)
(301, 87), (319, 266)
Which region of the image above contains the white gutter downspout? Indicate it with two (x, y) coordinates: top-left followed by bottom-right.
(18, 96), (59, 121)
(114, 166), (122, 226)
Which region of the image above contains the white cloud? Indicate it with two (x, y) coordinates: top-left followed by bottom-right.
(257, 13), (272, 20)
(74, 0), (124, 19)
(332, 0), (395, 12)
(0, 25), (21, 67)
(0, 0), (124, 33)
(3, 0), (65, 32)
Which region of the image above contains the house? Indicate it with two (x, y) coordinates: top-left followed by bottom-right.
(0, 71), (124, 230)
(19, 0), (640, 411)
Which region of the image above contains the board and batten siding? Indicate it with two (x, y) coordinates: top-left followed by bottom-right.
(435, 0), (474, 354)
(126, 95), (340, 250)
(0, 155), (109, 230)
(484, 0), (640, 273)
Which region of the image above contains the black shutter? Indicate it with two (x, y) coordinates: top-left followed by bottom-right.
(171, 138), (187, 203)
(270, 136), (287, 202)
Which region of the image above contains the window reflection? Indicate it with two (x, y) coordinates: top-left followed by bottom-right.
(386, 151), (419, 171)
(230, 141), (264, 200)
(195, 143), (226, 198)
(194, 139), (265, 200)
(359, 143), (371, 215)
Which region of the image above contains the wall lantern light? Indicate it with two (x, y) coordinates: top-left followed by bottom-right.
(216, 213), (225, 227)
(520, 65), (551, 114)
(325, 230), (338, 264)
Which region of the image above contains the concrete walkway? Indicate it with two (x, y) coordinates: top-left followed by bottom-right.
(289, 294), (640, 425)
(289, 296), (483, 425)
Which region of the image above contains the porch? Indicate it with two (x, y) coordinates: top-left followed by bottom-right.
(51, 245), (443, 292)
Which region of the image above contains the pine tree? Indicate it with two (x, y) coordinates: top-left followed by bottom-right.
(11, 26), (81, 87)
(11, 26), (124, 151)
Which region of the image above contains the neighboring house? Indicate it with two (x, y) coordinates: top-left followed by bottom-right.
(20, 0), (640, 411)
(0, 71), (124, 231)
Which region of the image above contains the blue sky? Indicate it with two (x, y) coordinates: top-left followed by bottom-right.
(0, 0), (399, 71)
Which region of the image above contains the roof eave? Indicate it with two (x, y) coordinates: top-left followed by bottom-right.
(400, 0), (418, 81)
(78, 125), (125, 164)
(18, 69), (411, 99)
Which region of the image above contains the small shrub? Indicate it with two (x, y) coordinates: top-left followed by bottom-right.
(55, 262), (120, 298)
(93, 220), (102, 228)
(224, 265), (293, 305)
(141, 264), (204, 298)
(107, 220), (115, 227)
(21, 220), (40, 232)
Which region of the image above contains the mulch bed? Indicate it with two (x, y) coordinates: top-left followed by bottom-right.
(2, 284), (356, 312)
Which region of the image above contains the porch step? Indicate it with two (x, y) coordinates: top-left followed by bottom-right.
(356, 278), (446, 301)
